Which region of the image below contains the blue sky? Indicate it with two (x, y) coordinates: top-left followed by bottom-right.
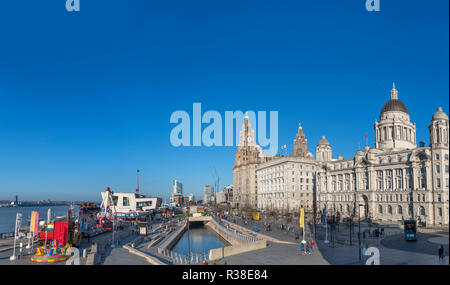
(0, 0), (448, 202)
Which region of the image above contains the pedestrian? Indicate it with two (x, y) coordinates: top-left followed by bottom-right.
(203, 260), (208, 265)
(438, 245), (444, 264)
(381, 228), (384, 238)
(295, 231), (299, 240)
(311, 240), (315, 252)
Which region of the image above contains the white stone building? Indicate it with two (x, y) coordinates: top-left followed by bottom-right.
(233, 84), (448, 227)
(316, 85), (449, 226)
(257, 156), (316, 213)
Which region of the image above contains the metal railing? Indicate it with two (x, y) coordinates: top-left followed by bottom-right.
(157, 247), (209, 264)
(210, 217), (261, 243)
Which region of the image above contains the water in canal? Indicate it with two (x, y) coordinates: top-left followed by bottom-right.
(172, 224), (228, 255)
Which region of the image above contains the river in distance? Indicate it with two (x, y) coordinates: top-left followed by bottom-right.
(0, 205), (77, 233)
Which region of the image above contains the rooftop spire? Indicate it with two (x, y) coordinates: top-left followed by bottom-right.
(390, 82), (398, 99)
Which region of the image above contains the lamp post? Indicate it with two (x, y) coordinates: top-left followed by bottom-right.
(358, 204), (363, 260)
(187, 206), (191, 265)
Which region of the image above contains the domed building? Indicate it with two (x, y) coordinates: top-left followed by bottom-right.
(374, 83), (417, 151)
(315, 84), (449, 227)
(233, 84), (448, 227)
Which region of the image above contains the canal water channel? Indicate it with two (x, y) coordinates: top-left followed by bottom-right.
(172, 222), (229, 256)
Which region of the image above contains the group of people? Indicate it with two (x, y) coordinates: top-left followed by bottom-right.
(299, 240), (315, 254)
(371, 228), (384, 239)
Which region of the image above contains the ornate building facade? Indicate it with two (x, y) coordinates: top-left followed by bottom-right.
(256, 124), (316, 212)
(316, 85), (449, 226)
(233, 84), (449, 226)
(232, 115), (270, 209)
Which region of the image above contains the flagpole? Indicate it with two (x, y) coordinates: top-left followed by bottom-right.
(10, 213), (20, 260)
(26, 212), (32, 249)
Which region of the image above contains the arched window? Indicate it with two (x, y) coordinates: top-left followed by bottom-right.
(398, 205), (403, 214)
(419, 206), (426, 216)
(378, 205), (383, 214)
(388, 205), (392, 214)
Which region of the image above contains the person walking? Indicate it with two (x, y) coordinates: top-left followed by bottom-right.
(311, 240), (315, 252)
(438, 245), (444, 264)
(300, 242), (305, 254)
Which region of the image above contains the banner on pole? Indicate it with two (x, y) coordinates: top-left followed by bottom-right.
(299, 207), (304, 229)
(14, 213), (23, 236)
(30, 211), (39, 236)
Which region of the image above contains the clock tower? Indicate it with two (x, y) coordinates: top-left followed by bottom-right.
(233, 114), (270, 210)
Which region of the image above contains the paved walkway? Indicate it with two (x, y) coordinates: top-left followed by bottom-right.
(101, 234), (151, 265)
(224, 216), (449, 265)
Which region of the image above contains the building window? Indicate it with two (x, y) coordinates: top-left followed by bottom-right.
(112, 196), (118, 206)
(436, 164), (441, 174)
(378, 205), (383, 214)
(398, 156), (402, 162)
(445, 165), (449, 173)
(436, 154), (440, 160)
(419, 206), (425, 216)
(388, 205), (392, 214)
(445, 154), (449, 160)
(437, 194), (442, 202)
(421, 178), (426, 188)
(438, 208), (442, 217)
(123, 197), (130, 207)
(398, 205), (403, 214)
(437, 178), (441, 188)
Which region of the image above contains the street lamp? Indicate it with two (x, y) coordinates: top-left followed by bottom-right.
(358, 204), (363, 260)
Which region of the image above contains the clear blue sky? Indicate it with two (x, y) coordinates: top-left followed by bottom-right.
(0, 0), (448, 202)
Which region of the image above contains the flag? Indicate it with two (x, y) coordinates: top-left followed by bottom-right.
(364, 133), (368, 140)
(281, 145), (286, 149)
(14, 213), (23, 236)
(299, 207), (304, 229)
(30, 211), (39, 236)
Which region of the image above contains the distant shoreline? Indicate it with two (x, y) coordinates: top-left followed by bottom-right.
(0, 204), (71, 208)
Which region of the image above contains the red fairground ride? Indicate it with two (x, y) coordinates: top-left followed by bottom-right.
(97, 187), (116, 231)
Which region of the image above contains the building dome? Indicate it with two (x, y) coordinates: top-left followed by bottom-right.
(381, 99), (409, 114)
(318, 136), (330, 146)
(380, 83), (408, 114)
(432, 107), (449, 121)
